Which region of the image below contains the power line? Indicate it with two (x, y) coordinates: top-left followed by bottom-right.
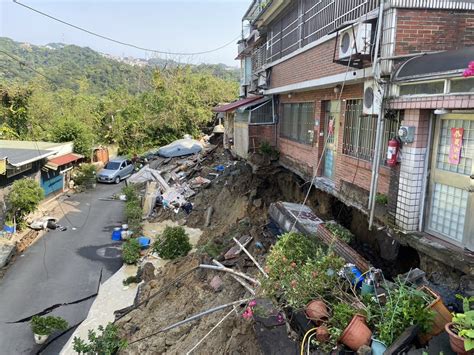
(13, 0), (241, 56)
(0, 49), (59, 87)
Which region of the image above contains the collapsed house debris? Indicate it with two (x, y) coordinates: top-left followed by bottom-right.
(111, 144), (468, 355)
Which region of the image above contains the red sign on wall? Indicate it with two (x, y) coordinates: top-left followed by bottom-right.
(448, 128), (464, 165)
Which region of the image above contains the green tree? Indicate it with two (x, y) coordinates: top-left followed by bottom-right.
(52, 117), (94, 158)
(7, 178), (44, 224)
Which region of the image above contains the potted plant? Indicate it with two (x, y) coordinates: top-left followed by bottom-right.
(30, 315), (68, 344)
(330, 302), (372, 351)
(445, 295), (474, 355)
(418, 285), (453, 343)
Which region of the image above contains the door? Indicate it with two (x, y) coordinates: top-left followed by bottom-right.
(323, 101), (340, 179)
(41, 172), (64, 196)
(426, 113), (474, 249)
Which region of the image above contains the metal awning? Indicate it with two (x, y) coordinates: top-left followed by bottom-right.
(45, 153), (83, 170)
(236, 97), (271, 113)
(394, 47), (474, 81)
(213, 96), (263, 113)
(2, 148), (55, 167)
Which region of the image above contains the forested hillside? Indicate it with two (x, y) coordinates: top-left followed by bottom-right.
(0, 37), (239, 156)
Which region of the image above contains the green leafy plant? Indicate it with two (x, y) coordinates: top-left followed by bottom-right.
(74, 164), (97, 186)
(122, 184), (139, 202)
(325, 222), (354, 243)
(375, 193), (388, 206)
(452, 295), (474, 351)
(374, 281), (434, 345)
(153, 226), (192, 260)
(122, 239), (141, 265)
(259, 141), (279, 159)
(261, 233), (346, 309)
(30, 315), (68, 336)
(7, 178), (44, 226)
(72, 323), (127, 354)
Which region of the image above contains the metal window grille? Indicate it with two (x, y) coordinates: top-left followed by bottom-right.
(280, 102), (315, 145)
(342, 100), (400, 162)
(250, 100), (274, 124)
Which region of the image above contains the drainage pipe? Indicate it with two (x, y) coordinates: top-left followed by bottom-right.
(418, 113), (434, 231)
(368, 1), (386, 211)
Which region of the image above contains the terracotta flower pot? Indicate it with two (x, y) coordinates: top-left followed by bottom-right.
(445, 322), (474, 355)
(305, 300), (329, 323)
(316, 326), (330, 343)
(418, 286), (453, 344)
(339, 314), (372, 351)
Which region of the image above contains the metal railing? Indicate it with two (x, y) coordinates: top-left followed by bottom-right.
(251, 45), (267, 72)
(244, 0), (273, 23)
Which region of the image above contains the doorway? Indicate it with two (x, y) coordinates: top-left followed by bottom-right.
(426, 113), (474, 249)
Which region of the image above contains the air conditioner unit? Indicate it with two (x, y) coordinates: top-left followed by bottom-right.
(363, 80), (383, 115)
(257, 72), (267, 89)
(339, 23), (372, 60)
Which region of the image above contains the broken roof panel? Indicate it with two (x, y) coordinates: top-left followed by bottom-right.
(395, 47), (474, 81)
(213, 96), (263, 113)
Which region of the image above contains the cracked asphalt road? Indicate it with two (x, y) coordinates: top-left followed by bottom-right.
(0, 183), (125, 354)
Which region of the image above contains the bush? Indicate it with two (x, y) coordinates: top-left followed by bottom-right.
(74, 164), (97, 187)
(153, 226), (192, 260)
(325, 222), (354, 244)
(259, 141), (279, 159)
(73, 323), (127, 354)
(122, 239), (141, 265)
(31, 315), (68, 336)
(7, 178), (44, 225)
(375, 193), (388, 205)
(122, 185), (139, 202)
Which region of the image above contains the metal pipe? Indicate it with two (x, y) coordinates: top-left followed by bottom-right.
(232, 237), (268, 278)
(369, 100), (386, 230)
(418, 113), (434, 231)
(212, 259), (256, 295)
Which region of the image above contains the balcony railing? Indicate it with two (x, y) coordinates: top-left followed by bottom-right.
(251, 45), (267, 73)
(244, 0), (273, 24)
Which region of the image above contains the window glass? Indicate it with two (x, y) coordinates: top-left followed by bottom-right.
(342, 99), (400, 162)
(399, 81), (444, 95)
(105, 162), (121, 170)
(450, 78), (474, 93)
(279, 102), (315, 145)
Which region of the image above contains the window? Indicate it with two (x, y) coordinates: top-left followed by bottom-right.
(342, 99), (400, 162)
(280, 103), (315, 145)
(6, 163), (32, 178)
(399, 81), (444, 96)
(250, 100), (274, 124)
(450, 78), (474, 93)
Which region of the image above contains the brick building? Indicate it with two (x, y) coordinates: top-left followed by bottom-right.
(236, 0), (474, 274)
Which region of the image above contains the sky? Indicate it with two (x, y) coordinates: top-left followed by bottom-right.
(0, 0), (250, 66)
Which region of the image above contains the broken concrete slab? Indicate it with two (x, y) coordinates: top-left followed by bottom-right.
(224, 235), (252, 260)
(0, 238), (15, 268)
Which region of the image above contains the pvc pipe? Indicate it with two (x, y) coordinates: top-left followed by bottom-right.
(212, 259), (256, 295)
(199, 264), (260, 286)
(232, 237), (268, 278)
(369, 105), (385, 231)
(418, 114), (434, 231)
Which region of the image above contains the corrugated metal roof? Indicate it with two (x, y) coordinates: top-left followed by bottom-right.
(395, 47), (474, 81)
(212, 96), (263, 113)
(45, 153), (83, 170)
(1, 148), (54, 166)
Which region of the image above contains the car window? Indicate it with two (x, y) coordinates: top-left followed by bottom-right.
(120, 162), (126, 169)
(126, 160), (132, 165)
(105, 162), (121, 170)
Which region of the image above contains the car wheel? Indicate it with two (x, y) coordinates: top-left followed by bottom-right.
(115, 176), (121, 184)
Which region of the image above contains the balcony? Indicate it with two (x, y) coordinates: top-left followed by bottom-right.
(243, 0), (273, 24)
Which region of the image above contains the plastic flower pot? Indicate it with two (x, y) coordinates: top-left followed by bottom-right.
(418, 286), (452, 344)
(445, 322), (474, 355)
(339, 314), (372, 351)
(34, 333), (49, 345)
(371, 338), (387, 355)
(304, 300), (329, 324)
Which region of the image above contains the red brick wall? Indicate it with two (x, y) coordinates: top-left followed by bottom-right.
(276, 83), (390, 195)
(248, 124), (276, 151)
(269, 37), (362, 89)
(395, 9), (474, 55)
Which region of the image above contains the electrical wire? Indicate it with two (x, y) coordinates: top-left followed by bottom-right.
(13, 0), (241, 56)
(300, 327), (318, 355)
(0, 49), (59, 88)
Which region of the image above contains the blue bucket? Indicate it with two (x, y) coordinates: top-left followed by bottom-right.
(138, 237), (151, 249)
(349, 266), (365, 288)
(111, 227), (122, 241)
(371, 338), (387, 355)
(3, 225), (15, 234)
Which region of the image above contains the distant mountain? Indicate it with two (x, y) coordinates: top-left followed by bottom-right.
(0, 37), (240, 95)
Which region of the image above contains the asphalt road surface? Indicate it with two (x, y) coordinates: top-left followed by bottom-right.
(0, 183), (125, 354)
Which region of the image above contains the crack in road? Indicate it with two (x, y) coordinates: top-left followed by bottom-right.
(6, 268), (103, 324)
